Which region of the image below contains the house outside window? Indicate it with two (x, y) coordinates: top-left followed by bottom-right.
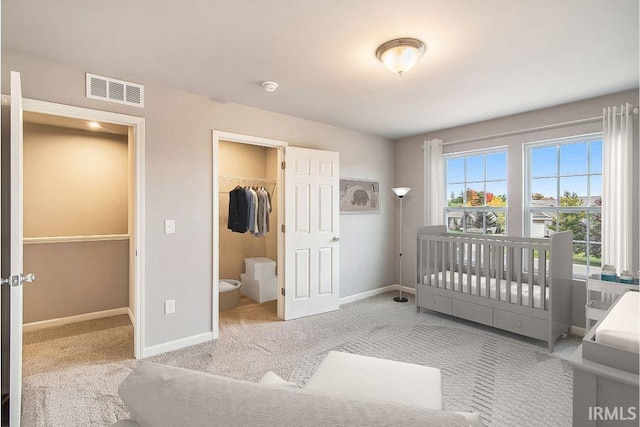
(525, 134), (603, 278)
(444, 149), (507, 234)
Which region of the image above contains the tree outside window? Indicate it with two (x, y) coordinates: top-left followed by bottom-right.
(445, 150), (507, 234)
(527, 137), (602, 278)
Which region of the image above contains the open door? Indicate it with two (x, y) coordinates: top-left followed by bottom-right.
(283, 147), (339, 320)
(1, 71), (34, 427)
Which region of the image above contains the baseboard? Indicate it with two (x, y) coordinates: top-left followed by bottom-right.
(127, 307), (135, 325)
(142, 331), (213, 358)
(339, 284), (415, 305)
(570, 325), (586, 337)
(23, 307), (130, 332)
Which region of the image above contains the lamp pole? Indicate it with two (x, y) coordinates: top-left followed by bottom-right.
(392, 187), (410, 303)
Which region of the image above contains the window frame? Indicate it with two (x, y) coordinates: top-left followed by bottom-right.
(524, 132), (603, 279)
(443, 147), (508, 235)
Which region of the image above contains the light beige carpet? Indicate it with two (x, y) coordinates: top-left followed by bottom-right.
(22, 293), (580, 426)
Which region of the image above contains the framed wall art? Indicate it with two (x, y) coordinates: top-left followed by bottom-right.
(339, 178), (380, 213)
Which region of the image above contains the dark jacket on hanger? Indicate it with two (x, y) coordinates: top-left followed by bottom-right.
(228, 187), (248, 233)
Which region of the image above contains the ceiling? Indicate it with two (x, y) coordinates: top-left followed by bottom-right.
(3, 0), (638, 139)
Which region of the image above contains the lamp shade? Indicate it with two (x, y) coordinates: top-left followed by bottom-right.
(392, 187), (411, 197)
(376, 38), (425, 76)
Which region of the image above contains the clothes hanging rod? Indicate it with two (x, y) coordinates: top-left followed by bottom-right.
(441, 106), (639, 147)
(219, 175), (276, 183)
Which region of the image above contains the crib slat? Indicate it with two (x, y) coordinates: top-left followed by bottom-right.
(449, 241), (455, 291)
(441, 241), (447, 289)
(505, 247), (513, 302)
(484, 244), (491, 298)
(476, 244), (482, 296)
(424, 240), (431, 286)
(491, 245), (502, 299)
(538, 248), (545, 309)
(459, 242), (465, 292)
(528, 248), (534, 307)
(516, 248), (523, 305)
(467, 243), (473, 294)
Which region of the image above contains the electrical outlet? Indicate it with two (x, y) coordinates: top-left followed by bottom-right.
(164, 219), (176, 234)
(164, 299), (175, 315)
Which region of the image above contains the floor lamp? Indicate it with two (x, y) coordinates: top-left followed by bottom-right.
(392, 187), (411, 303)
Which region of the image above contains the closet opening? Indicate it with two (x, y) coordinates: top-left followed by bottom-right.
(21, 111), (136, 367)
(212, 132), (286, 336)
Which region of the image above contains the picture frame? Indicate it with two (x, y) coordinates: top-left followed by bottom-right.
(339, 178), (380, 213)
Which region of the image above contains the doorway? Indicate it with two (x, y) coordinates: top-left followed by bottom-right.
(212, 131), (342, 338)
(21, 111), (132, 343)
(212, 132), (286, 334)
(21, 99), (145, 358)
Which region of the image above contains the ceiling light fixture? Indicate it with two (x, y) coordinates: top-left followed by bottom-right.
(88, 121), (101, 129)
(376, 38), (425, 76)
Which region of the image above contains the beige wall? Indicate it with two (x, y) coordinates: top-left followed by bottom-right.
(219, 140), (277, 280)
(3, 51), (396, 348)
(23, 123), (128, 237)
(23, 240), (129, 323)
(23, 122), (130, 323)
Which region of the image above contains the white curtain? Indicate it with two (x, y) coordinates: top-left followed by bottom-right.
(424, 139), (443, 225)
(602, 103), (634, 272)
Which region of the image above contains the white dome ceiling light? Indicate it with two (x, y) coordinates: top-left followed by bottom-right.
(376, 38), (426, 76)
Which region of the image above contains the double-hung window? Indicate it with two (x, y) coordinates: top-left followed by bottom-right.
(525, 134), (602, 278)
(444, 149), (507, 234)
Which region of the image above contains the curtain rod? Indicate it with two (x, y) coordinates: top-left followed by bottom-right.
(442, 106), (639, 147)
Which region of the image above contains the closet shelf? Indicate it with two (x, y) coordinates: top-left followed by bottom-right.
(219, 175), (276, 193)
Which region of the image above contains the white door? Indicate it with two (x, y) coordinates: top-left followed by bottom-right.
(1, 71), (32, 427)
(283, 147), (339, 320)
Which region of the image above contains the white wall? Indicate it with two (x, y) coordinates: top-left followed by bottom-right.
(2, 51), (396, 348)
(394, 89), (640, 326)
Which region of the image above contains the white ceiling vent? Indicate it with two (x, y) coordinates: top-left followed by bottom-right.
(86, 73), (144, 107)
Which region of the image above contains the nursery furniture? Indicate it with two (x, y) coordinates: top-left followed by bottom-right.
(416, 225), (573, 351)
(568, 291), (639, 426)
(585, 275), (636, 331)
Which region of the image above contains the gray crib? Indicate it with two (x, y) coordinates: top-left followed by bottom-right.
(416, 225), (573, 352)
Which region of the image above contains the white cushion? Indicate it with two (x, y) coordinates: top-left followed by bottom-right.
(302, 351), (443, 410)
(258, 371), (300, 390)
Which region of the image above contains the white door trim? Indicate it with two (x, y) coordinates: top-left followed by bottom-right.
(22, 98), (146, 359)
(211, 131), (287, 338)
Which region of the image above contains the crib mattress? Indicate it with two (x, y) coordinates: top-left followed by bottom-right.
(425, 272), (548, 308)
(595, 291), (640, 353)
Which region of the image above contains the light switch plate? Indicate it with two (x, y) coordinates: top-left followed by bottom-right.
(164, 299), (175, 315)
(164, 219), (176, 234)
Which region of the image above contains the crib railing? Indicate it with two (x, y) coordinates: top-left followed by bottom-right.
(418, 232), (551, 310)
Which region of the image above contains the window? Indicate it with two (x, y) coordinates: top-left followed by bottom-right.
(444, 149), (507, 234)
(525, 134), (602, 278)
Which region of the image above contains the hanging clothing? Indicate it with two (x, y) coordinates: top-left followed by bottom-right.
(246, 187), (257, 233)
(254, 188), (272, 237)
(228, 187), (248, 233)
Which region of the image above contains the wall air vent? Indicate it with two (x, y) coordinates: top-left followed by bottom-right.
(86, 73), (144, 107)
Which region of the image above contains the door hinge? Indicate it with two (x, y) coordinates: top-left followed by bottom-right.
(281, 288), (285, 296)
(281, 161), (286, 170)
(281, 224), (285, 233)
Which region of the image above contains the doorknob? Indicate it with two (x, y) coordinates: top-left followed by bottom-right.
(22, 273), (36, 284)
(332, 237), (340, 243)
(1, 273), (35, 287)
